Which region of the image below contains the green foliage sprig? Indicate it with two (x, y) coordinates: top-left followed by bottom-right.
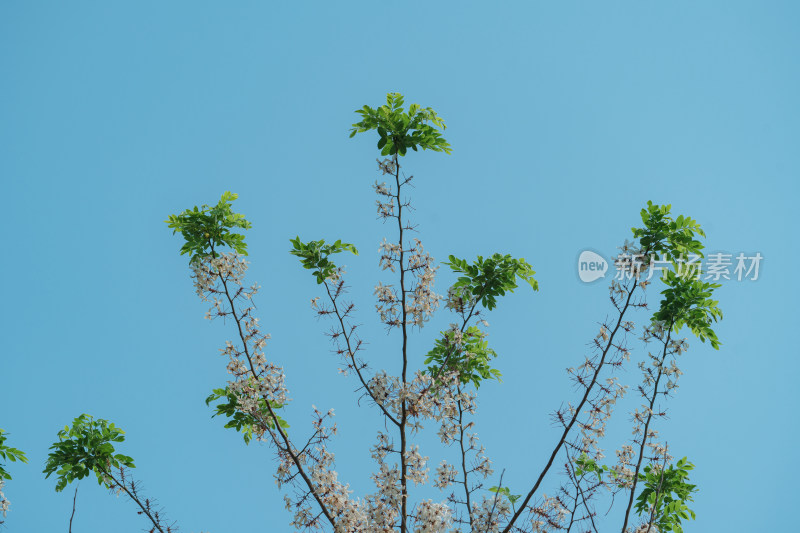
(424, 326), (500, 388)
(423, 254), (538, 388)
(632, 201), (706, 262)
(350, 92), (451, 156)
(632, 201), (722, 348)
(43, 414), (135, 493)
(445, 253), (538, 312)
(0, 429), (28, 482)
(654, 270), (723, 349)
(488, 485), (522, 511)
(206, 385), (289, 445)
(634, 458), (698, 533)
(166, 191), (251, 263)
(571, 453), (698, 531)
(290, 237), (358, 284)
(573, 452), (611, 484)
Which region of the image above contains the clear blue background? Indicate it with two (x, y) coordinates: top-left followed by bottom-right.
(2, 1), (797, 531)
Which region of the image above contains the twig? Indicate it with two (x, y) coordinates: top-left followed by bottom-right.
(68, 484), (78, 533)
(620, 324), (673, 532)
(502, 277), (641, 533)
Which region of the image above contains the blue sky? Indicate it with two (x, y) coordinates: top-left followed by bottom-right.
(1, 1), (798, 531)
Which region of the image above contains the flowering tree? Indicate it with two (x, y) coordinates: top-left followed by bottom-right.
(1, 93), (721, 533)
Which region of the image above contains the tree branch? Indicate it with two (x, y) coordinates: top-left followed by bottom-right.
(620, 324), (673, 533)
(68, 485), (78, 533)
(212, 246), (336, 529)
(502, 277), (640, 533)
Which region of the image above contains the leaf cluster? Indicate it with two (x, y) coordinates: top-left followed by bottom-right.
(424, 326), (500, 388)
(349, 93), (451, 156)
(571, 454), (698, 531)
(654, 270), (723, 349)
(633, 201), (723, 348)
(573, 452), (611, 484)
(43, 414), (135, 492)
(488, 485), (522, 510)
(289, 237), (358, 284)
(445, 253), (538, 311)
(165, 191), (251, 263)
(0, 429), (28, 482)
(634, 458), (698, 533)
(632, 201), (706, 261)
(205, 385), (289, 445)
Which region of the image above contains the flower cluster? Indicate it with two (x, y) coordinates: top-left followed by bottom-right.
(375, 238), (441, 329)
(433, 461), (458, 489)
(374, 279), (400, 325)
(193, 254), (288, 410)
(366, 432), (402, 528)
(614, 239), (650, 281)
(405, 445), (430, 485)
(412, 500), (452, 533)
(373, 158), (398, 223)
(366, 370), (463, 427)
(377, 158), (397, 176)
(0, 479), (8, 519)
(280, 409), (363, 530)
(405, 239), (442, 327)
(191, 253), (249, 298)
(374, 180), (396, 220)
(612, 445), (636, 488)
(471, 495), (512, 532)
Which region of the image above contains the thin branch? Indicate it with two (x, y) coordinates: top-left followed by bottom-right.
(620, 325), (673, 533)
(484, 469), (506, 532)
(395, 154), (410, 533)
(457, 385), (473, 528)
(211, 244), (336, 529)
(68, 484), (78, 533)
(644, 452), (670, 533)
(102, 467), (170, 533)
(323, 280), (400, 427)
(502, 277), (640, 533)
(564, 449), (599, 533)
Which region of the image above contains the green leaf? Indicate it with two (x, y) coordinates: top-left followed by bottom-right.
(424, 326), (500, 388)
(634, 457), (698, 531)
(206, 383), (290, 444)
(290, 237), (358, 284)
(165, 192), (252, 263)
(43, 415), (135, 493)
(350, 93), (452, 156)
(444, 253), (538, 313)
